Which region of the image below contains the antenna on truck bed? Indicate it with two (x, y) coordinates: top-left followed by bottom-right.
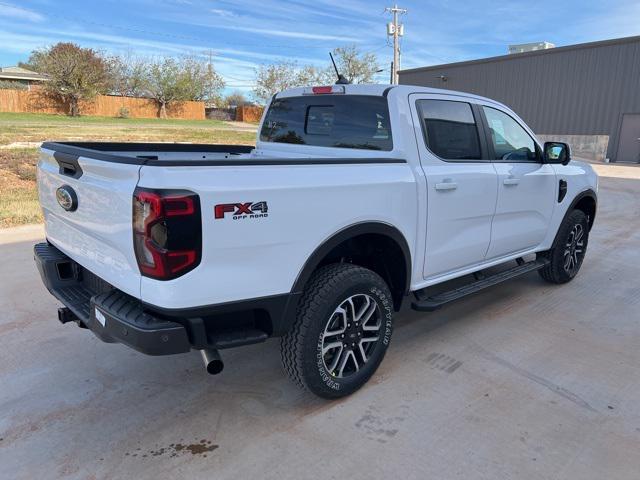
(329, 52), (350, 85)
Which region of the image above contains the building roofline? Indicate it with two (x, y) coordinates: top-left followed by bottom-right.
(0, 66), (49, 82)
(0, 72), (48, 81)
(399, 34), (640, 74)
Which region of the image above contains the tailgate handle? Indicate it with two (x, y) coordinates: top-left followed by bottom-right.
(53, 152), (83, 179)
(59, 162), (77, 176)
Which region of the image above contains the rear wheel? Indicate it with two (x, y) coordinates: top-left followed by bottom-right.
(538, 209), (589, 284)
(280, 264), (394, 399)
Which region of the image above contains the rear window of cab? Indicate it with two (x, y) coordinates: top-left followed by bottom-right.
(259, 95), (393, 151)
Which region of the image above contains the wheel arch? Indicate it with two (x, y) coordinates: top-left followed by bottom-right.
(568, 189), (597, 231)
(550, 189), (597, 249)
(290, 222), (412, 311)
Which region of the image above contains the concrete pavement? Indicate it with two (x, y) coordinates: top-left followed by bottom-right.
(1, 163), (639, 479)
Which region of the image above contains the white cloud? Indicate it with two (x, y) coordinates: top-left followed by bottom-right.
(210, 8), (235, 18)
(0, 3), (44, 23)
(199, 23), (361, 42)
(0, 31), (52, 54)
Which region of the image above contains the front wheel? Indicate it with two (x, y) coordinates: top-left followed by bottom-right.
(280, 264), (394, 399)
(538, 209), (589, 284)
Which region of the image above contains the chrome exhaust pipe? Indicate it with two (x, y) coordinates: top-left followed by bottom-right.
(200, 349), (224, 375)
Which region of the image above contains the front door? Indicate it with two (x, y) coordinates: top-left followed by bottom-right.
(616, 114), (640, 163)
(411, 95), (498, 279)
(480, 105), (556, 259)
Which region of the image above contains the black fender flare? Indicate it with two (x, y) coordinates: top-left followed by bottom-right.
(290, 221), (412, 296)
(565, 188), (597, 229)
(551, 189), (597, 249)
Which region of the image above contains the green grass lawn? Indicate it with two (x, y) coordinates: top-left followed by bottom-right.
(0, 112), (257, 146)
(0, 112), (232, 127)
(0, 112), (257, 227)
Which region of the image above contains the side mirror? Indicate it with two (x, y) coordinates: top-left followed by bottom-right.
(544, 141), (571, 165)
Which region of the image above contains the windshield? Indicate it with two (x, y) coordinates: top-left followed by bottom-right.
(259, 95), (393, 151)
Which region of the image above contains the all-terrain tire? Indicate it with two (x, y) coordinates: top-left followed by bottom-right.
(538, 209), (589, 284)
(280, 263), (394, 399)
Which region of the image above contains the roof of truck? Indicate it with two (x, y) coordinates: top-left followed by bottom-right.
(276, 83), (505, 108)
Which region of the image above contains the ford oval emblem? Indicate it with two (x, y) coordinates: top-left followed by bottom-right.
(56, 185), (78, 212)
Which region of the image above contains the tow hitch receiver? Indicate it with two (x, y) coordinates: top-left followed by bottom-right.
(58, 307), (87, 328)
(58, 307), (75, 324)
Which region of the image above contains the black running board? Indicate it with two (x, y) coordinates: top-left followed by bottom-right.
(411, 258), (549, 312)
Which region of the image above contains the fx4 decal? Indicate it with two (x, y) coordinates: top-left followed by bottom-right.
(214, 201), (269, 220)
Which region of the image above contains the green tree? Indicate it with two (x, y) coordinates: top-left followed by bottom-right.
(28, 42), (112, 116)
(143, 56), (224, 118)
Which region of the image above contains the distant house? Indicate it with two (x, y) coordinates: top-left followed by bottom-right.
(0, 66), (48, 90)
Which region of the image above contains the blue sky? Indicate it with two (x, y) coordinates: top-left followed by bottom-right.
(1, 0), (639, 95)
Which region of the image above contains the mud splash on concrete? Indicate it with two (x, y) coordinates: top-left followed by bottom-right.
(172, 440), (218, 456)
(126, 439), (218, 459)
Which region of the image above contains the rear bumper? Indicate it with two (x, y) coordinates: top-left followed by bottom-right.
(34, 242), (191, 355)
(34, 242), (298, 356)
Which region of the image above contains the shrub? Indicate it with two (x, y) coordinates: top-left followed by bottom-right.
(117, 106), (130, 119)
(0, 80), (28, 91)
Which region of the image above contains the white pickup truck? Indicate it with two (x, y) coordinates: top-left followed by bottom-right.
(35, 84), (598, 398)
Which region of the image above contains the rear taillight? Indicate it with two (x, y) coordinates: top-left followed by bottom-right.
(132, 188), (201, 280)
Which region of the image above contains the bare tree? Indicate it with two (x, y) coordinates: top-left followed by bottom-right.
(253, 62), (299, 104)
(28, 42), (112, 116)
(201, 50), (226, 106)
(224, 91), (249, 107)
(182, 55), (225, 103)
(331, 45), (380, 84)
(252, 47), (379, 103)
(253, 62), (333, 104)
(108, 53), (147, 98)
(297, 64), (334, 86)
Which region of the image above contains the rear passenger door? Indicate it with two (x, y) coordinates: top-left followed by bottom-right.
(479, 105), (556, 259)
(410, 95), (498, 279)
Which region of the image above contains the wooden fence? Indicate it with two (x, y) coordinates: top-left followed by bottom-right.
(236, 105), (264, 123)
(0, 89), (205, 120)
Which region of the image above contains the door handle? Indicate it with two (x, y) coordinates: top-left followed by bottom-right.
(503, 177), (520, 186)
(435, 180), (458, 191)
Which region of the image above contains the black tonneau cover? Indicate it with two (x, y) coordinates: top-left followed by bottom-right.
(42, 142), (254, 166)
(42, 142), (407, 167)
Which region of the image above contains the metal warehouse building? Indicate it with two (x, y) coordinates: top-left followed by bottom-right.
(399, 35), (640, 163)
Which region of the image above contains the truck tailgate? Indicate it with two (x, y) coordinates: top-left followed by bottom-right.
(38, 148), (142, 298)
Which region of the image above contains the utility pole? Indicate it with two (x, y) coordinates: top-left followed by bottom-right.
(385, 4), (407, 84)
